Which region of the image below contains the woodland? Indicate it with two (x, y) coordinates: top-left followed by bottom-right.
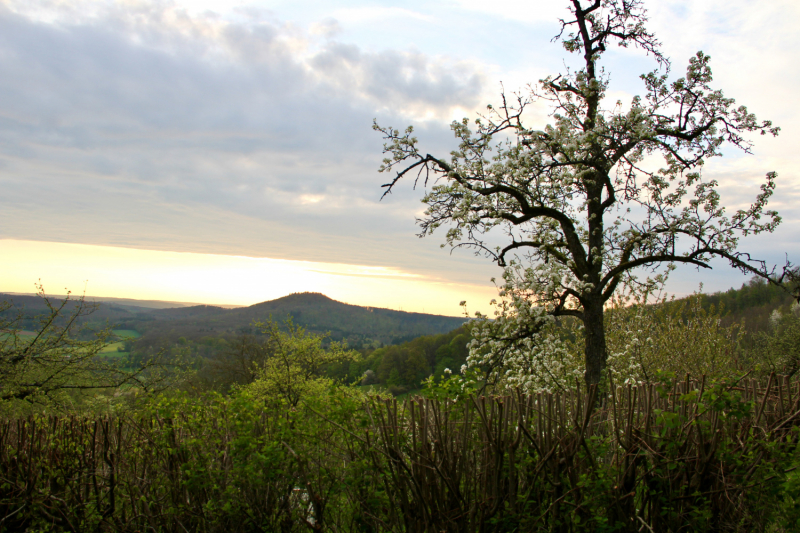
(3, 0), (800, 530)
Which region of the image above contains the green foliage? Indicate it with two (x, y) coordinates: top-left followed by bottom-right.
(379, 376), (800, 532)
(0, 382), (376, 532)
(458, 291), (753, 394)
(363, 326), (470, 394)
(0, 287), (172, 414)
(243, 318), (361, 407)
(700, 277), (794, 330)
(749, 302), (800, 377)
(602, 293), (745, 383)
(3, 374), (800, 531)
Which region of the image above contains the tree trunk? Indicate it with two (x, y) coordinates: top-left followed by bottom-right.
(583, 298), (606, 386)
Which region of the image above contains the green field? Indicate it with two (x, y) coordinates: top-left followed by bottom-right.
(99, 342), (127, 354)
(1, 329), (137, 356)
(98, 330), (140, 357)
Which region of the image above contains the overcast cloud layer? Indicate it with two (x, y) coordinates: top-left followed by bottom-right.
(1, 0), (798, 296)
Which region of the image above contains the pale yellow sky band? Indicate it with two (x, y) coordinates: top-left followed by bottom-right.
(0, 239), (497, 317)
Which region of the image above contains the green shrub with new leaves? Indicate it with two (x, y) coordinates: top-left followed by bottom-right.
(748, 302), (800, 377)
(603, 293), (745, 384)
(242, 318), (360, 407)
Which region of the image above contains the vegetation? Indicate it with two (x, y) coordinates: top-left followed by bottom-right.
(3, 1), (800, 530)
(4, 375), (800, 532)
(750, 302), (800, 377)
(124, 292), (464, 356)
(235, 318), (360, 407)
(2, 276), (800, 530)
(0, 287), (170, 413)
(375, 0), (789, 386)
(359, 326), (470, 395)
(4, 278), (791, 402)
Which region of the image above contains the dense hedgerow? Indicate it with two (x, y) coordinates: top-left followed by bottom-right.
(3, 374), (800, 532)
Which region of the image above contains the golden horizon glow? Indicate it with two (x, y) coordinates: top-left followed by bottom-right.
(0, 239), (498, 317)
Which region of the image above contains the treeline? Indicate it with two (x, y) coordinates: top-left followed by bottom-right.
(0, 290), (465, 360)
(704, 276), (793, 313)
(698, 276), (795, 332)
(132, 278), (798, 397)
(347, 326), (470, 395)
(122, 292), (465, 352)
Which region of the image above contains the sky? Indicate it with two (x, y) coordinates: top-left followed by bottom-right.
(1, 0), (798, 316)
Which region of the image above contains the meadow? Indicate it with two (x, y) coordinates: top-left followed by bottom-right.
(96, 329), (141, 357)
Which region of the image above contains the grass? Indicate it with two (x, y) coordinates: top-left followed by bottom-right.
(99, 342), (126, 354)
(100, 351), (131, 359)
(97, 330), (140, 357)
(1, 329), (135, 359)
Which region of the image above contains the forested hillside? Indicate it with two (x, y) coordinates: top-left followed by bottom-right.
(697, 277), (795, 332)
(345, 278), (799, 394)
(3, 279), (793, 397)
(0, 291), (465, 365)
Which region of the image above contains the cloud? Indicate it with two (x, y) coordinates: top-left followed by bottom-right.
(330, 6), (434, 25)
(308, 17), (341, 39)
(0, 1), (491, 281)
(0, 0), (797, 300)
(310, 44), (485, 118)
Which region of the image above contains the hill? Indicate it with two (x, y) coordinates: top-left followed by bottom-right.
(697, 277), (795, 333)
(0, 291), (466, 351)
(131, 292), (465, 351)
(0, 292), (237, 310)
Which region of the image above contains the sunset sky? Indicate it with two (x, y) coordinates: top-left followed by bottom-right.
(1, 0), (798, 316)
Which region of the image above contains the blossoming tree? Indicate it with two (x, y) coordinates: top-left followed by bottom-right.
(374, 0), (787, 386)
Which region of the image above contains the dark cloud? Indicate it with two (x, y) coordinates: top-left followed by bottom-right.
(311, 43), (485, 109)
(0, 4), (491, 282)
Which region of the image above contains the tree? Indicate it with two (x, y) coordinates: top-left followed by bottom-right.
(245, 318), (360, 407)
(0, 286), (167, 409)
(201, 333), (268, 392)
(375, 0), (789, 386)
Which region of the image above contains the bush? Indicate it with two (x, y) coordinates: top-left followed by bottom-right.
(603, 293), (745, 383)
(3, 375), (800, 532)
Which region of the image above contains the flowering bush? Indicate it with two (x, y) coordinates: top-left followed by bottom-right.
(462, 279), (746, 391)
(461, 269), (583, 393)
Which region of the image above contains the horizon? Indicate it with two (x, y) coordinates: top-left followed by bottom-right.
(1, 239), (497, 316)
(2, 249), (774, 319)
(0, 285), (479, 318)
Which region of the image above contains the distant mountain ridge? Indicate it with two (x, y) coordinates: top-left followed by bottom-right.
(0, 291), (466, 350)
(131, 292), (466, 350)
(0, 292), (239, 310)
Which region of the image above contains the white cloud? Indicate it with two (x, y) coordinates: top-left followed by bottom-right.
(0, 0), (500, 288)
